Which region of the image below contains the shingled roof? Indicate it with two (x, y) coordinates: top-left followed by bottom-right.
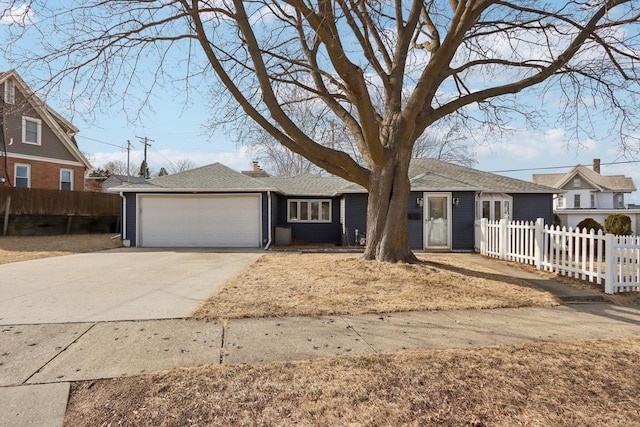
(112, 159), (557, 195)
(532, 165), (636, 192)
(113, 163), (275, 192)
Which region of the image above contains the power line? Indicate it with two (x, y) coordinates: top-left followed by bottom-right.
(489, 160), (640, 174)
(76, 135), (126, 149)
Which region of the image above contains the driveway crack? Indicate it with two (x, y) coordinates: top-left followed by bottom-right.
(219, 319), (227, 364)
(23, 322), (97, 385)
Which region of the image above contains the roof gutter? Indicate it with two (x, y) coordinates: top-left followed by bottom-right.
(264, 191), (272, 250)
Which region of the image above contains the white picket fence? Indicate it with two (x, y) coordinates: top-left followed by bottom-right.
(475, 218), (640, 294)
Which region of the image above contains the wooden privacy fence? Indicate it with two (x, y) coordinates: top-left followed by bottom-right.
(0, 187), (120, 236)
(0, 186), (120, 216)
(476, 218), (640, 294)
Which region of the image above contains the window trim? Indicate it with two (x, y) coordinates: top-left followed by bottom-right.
(60, 168), (73, 191)
(14, 163), (31, 188)
(22, 116), (42, 145)
(287, 199), (332, 223)
(476, 193), (513, 221)
(4, 79), (14, 104)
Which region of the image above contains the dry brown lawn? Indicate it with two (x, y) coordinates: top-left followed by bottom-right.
(0, 234), (122, 264)
(65, 337), (640, 426)
(194, 252), (559, 319)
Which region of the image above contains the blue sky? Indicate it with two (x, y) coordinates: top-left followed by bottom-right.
(2, 1), (639, 204)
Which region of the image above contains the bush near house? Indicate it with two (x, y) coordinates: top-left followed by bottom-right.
(605, 213), (632, 236)
(576, 218), (604, 233)
(553, 213), (562, 227)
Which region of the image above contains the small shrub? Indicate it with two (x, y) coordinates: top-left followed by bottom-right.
(576, 218), (604, 233)
(605, 213), (632, 236)
(552, 213), (562, 227)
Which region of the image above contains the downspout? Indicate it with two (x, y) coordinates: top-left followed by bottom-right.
(119, 192), (127, 242)
(263, 190), (272, 250)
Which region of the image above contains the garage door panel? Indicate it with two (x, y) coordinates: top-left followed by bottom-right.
(138, 195), (261, 247)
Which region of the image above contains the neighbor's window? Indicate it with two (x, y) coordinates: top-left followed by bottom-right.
(288, 199), (331, 223)
(573, 177), (581, 188)
(590, 193), (596, 208)
(22, 116), (42, 145)
(60, 169), (73, 191)
(615, 193), (624, 209)
(574, 194), (581, 208)
(476, 194), (512, 221)
(14, 164), (30, 188)
(4, 79), (14, 104)
(557, 195), (565, 208)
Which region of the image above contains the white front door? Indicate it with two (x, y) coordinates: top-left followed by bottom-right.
(424, 193), (451, 249)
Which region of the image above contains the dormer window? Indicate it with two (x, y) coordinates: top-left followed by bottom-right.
(573, 177), (580, 188)
(22, 116), (42, 145)
(4, 78), (14, 104)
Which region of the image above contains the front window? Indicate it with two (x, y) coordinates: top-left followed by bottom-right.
(15, 164), (30, 188)
(476, 194), (512, 221)
(4, 79), (14, 104)
(288, 199), (331, 223)
(60, 169), (73, 191)
(22, 116), (42, 145)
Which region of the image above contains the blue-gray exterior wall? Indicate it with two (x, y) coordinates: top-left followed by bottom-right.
(344, 191), (477, 251)
(276, 196), (342, 244)
(511, 193), (553, 224)
(451, 192), (476, 251)
(343, 193), (367, 246)
(407, 191), (424, 250)
(125, 193), (137, 246)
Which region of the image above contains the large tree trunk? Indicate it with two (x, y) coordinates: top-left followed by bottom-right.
(363, 151), (419, 263)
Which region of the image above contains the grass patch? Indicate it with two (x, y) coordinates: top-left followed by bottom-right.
(0, 234), (122, 264)
(194, 253), (559, 319)
(65, 337), (640, 426)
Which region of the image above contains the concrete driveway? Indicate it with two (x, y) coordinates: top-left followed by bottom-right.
(0, 248), (261, 325)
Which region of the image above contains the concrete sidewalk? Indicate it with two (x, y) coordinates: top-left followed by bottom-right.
(2, 303), (639, 426)
(1, 254), (639, 427)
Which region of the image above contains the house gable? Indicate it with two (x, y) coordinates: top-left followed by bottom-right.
(0, 70), (90, 169)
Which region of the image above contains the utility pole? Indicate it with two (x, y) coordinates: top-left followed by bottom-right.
(126, 140), (132, 183)
(135, 135), (154, 179)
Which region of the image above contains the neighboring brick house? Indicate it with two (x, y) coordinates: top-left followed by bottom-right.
(0, 69), (90, 191)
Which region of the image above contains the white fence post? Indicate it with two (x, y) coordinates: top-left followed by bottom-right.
(604, 233), (616, 294)
(533, 218), (543, 270)
(499, 218), (508, 260)
(480, 218), (488, 255)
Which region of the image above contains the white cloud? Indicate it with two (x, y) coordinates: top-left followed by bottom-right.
(0, 3), (36, 25)
(90, 146), (254, 175)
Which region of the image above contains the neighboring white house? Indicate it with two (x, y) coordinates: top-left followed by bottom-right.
(532, 159), (640, 233)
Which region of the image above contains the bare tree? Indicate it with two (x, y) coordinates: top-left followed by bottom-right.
(103, 160), (133, 176)
(168, 158), (196, 174)
(3, 1), (639, 262)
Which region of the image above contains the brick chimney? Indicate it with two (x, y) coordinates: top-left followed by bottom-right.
(252, 161), (260, 171)
(593, 158), (601, 174)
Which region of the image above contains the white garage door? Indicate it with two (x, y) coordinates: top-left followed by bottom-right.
(138, 194), (261, 247)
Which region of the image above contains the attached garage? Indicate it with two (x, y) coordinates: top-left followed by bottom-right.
(137, 194), (262, 248)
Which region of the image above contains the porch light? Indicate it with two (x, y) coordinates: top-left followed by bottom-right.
(417, 197), (424, 207)
(452, 197), (460, 207)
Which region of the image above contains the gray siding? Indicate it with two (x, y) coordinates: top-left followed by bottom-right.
(125, 193), (137, 246)
(343, 193), (368, 246)
(277, 196), (342, 244)
(451, 192), (476, 251)
(407, 191), (423, 250)
(511, 193), (553, 224)
(4, 87), (78, 162)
